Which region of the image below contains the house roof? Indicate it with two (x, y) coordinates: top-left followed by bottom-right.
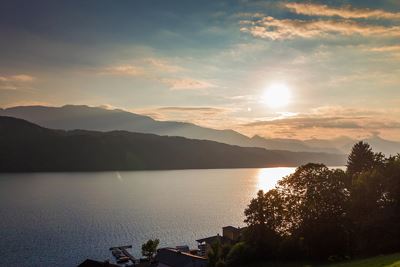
(77, 259), (119, 267)
(156, 248), (207, 267)
(222, 226), (241, 232)
(196, 235), (231, 245)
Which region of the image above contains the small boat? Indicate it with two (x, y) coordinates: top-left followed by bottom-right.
(117, 256), (129, 263)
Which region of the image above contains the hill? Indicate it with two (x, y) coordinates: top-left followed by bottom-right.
(0, 105), (341, 154)
(3, 105), (397, 155)
(0, 116), (346, 172)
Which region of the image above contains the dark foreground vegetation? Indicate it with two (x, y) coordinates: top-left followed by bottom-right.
(209, 142), (400, 267)
(0, 116), (345, 172)
(242, 253), (400, 267)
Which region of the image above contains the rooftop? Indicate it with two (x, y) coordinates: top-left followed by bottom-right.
(222, 226), (241, 232)
(156, 248), (207, 267)
(196, 234), (232, 245)
(77, 259), (119, 267)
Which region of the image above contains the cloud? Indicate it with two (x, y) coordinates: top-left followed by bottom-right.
(0, 74), (36, 82)
(97, 104), (119, 110)
(99, 57), (184, 77)
(284, 3), (400, 20)
(366, 45), (400, 52)
(240, 3), (400, 40)
(161, 78), (215, 90)
(157, 106), (228, 114)
(144, 58), (184, 73)
(240, 16), (400, 40)
(99, 64), (144, 76)
(132, 105), (236, 129)
(98, 60), (211, 91)
(0, 74), (36, 90)
(243, 106), (400, 132)
(245, 116), (364, 129)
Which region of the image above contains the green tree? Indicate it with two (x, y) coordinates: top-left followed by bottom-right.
(350, 155), (400, 254)
(207, 240), (231, 267)
(208, 241), (221, 267)
(226, 242), (249, 266)
(244, 189), (283, 231)
(141, 239), (159, 262)
(244, 189), (283, 259)
(277, 163), (350, 259)
(347, 141), (375, 176)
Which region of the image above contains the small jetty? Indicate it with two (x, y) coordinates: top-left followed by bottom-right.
(109, 245), (136, 264)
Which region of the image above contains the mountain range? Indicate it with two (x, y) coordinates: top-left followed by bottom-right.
(1, 105), (399, 155)
(0, 116), (346, 172)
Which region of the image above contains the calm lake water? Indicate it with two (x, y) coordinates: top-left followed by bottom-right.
(0, 168), (295, 267)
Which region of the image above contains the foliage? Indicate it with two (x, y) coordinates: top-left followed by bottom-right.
(208, 241), (231, 267)
(346, 141), (375, 176)
(239, 142), (400, 265)
(239, 252), (400, 267)
(141, 239), (159, 261)
(277, 164), (350, 259)
(226, 242), (251, 266)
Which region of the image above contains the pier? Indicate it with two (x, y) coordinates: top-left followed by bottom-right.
(109, 245), (136, 264)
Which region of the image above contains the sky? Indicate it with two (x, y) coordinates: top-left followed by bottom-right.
(1, 0), (400, 141)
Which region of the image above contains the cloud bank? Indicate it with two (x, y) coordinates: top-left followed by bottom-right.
(241, 2), (400, 40)
(284, 3), (400, 20)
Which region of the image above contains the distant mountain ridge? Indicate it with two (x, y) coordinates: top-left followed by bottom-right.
(1, 105), (399, 155)
(0, 116), (346, 172)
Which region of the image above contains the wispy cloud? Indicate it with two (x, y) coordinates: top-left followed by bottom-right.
(99, 64), (144, 76)
(133, 105), (235, 129)
(0, 74), (36, 90)
(157, 106), (228, 114)
(99, 57), (184, 77)
(240, 16), (400, 40)
(161, 78), (215, 90)
(284, 2), (400, 20)
(144, 58), (184, 73)
(240, 2), (400, 40)
(366, 45), (400, 52)
(0, 74), (36, 82)
(98, 58), (212, 91)
(240, 106), (400, 140)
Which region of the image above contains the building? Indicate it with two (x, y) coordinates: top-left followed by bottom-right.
(77, 259), (120, 267)
(222, 226), (242, 242)
(196, 226), (244, 257)
(155, 248), (207, 267)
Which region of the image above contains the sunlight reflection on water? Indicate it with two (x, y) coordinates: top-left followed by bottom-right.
(256, 167), (295, 192)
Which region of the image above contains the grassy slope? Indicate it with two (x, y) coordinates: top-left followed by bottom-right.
(242, 253), (400, 267)
(326, 253), (400, 267)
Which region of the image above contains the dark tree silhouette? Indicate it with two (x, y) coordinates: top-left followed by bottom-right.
(238, 144), (400, 265)
(347, 141), (375, 176)
(141, 239), (159, 262)
(244, 189), (283, 259)
(277, 163), (350, 259)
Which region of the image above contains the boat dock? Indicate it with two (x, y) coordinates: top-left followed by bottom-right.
(109, 245), (136, 264)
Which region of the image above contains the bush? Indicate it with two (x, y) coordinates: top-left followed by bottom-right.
(226, 242), (251, 266)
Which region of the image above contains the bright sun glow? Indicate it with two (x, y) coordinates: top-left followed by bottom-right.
(263, 83), (291, 109)
(256, 167), (295, 192)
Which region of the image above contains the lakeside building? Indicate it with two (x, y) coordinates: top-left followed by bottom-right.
(196, 226), (244, 257)
(155, 248), (207, 267)
(78, 225), (243, 266)
(78, 259), (120, 267)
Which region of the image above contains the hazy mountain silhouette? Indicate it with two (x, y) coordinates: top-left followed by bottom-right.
(0, 105), (252, 145)
(1, 105), (398, 155)
(0, 116), (345, 172)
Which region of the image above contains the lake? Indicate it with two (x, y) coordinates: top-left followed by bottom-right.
(0, 168), (295, 266)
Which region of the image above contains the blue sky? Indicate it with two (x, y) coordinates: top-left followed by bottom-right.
(1, 0), (400, 140)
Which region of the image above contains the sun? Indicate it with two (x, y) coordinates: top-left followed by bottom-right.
(262, 83), (291, 109)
